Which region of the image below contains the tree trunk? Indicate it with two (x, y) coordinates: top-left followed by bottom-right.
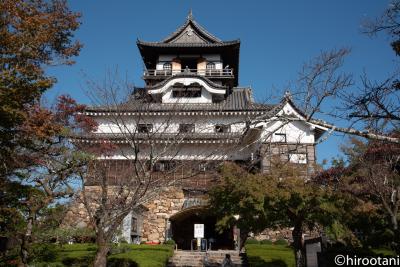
(391, 214), (398, 231)
(239, 230), (249, 251)
(19, 215), (33, 267)
(292, 223), (305, 267)
(390, 213), (400, 254)
(93, 232), (110, 267)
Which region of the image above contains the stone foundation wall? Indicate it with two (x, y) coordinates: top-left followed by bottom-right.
(62, 187), (101, 229)
(260, 143), (316, 177)
(63, 184), (321, 245)
(252, 226), (322, 243)
(141, 187), (186, 243)
(62, 186), (192, 243)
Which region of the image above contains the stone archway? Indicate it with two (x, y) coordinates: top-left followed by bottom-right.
(169, 206), (234, 250)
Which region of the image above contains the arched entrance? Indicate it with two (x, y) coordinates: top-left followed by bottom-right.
(169, 207), (234, 250)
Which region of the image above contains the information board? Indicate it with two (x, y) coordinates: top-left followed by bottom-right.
(194, 224), (204, 238)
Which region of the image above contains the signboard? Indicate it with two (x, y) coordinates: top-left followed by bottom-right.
(194, 224), (204, 238)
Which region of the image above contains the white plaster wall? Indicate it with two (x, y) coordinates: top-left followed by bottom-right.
(215, 62), (223, 69)
(250, 102), (316, 144)
(94, 115), (247, 135)
(261, 120), (314, 144)
(148, 77), (226, 95)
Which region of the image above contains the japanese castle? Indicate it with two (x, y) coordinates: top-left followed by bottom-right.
(66, 12), (327, 250)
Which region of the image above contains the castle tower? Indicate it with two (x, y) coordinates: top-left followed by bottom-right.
(67, 12), (327, 248)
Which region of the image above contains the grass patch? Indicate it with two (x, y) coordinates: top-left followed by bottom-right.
(245, 244), (295, 267)
(108, 244), (173, 267)
(27, 243), (173, 267)
(371, 247), (396, 256)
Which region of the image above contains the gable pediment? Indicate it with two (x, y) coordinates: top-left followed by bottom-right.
(162, 14), (222, 44)
(168, 25), (208, 44)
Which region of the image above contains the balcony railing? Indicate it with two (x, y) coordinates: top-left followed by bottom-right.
(143, 68), (234, 78)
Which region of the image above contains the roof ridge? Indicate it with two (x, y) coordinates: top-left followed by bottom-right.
(161, 13), (222, 43)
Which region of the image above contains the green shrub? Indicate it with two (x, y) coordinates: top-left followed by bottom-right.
(260, 239), (273, 245)
(245, 238), (259, 244)
(62, 255), (93, 267)
(31, 244), (58, 262)
(110, 243), (132, 254)
(164, 239), (175, 245)
(107, 257), (138, 267)
(58, 244), (96, 267)
(274, 239), (288, 246)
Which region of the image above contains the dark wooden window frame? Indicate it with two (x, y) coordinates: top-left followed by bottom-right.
(137, 124), (153, 133)
(179, 123), (195, 133)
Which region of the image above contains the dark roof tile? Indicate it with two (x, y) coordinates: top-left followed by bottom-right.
(85, 88), (276, 113)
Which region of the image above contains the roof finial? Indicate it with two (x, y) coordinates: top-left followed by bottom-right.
(284, 90), (292, 100)
(187, 8), (193, 20)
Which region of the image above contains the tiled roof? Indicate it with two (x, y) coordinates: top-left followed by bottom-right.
(137, 11), (240, 47)
(136, 40), (240, 48)
(162, 11), (222, 43)
(85, 88), (276, 113)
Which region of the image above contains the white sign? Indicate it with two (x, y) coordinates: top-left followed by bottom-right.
(194, 224), (204, 238)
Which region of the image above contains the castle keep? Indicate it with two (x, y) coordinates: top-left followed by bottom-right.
(66, 12), (326, 249)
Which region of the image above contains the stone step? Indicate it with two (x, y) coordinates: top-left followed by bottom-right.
(173, 254), (242, 258)
(168, 250), (244, 267)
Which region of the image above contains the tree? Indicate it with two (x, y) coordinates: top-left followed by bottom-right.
(0, 0), (82, 177)
(209, 162), (346, 267)
(209, 163), (270, 249)
(286, 1), (400, 144)
(317, 136), (400, 253)
(0, 95), (95, 266)
(1, 2), (83, 264)
(74, 77), (243, 267)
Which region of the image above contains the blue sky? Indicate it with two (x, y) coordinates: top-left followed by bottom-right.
(46, 1), (397, 165)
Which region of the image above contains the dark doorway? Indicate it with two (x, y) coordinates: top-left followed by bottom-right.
(170, 208), (234, 250)
(180, 58), (197, 70)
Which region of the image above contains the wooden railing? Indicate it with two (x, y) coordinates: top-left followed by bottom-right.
(143, 68), (234, 78)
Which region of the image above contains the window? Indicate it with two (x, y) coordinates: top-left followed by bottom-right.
(289, 154), (307, 164)
(163, 62), (172, 70)
(215, 124), (231, 133)
(137, 124), (153, 133)
(172, 88), (201, 98)
(275, 133), (287, 142)
(153, 161), (176, 171)
(199, 163), (206, 172)
(155, 162), (165, 172)
(206, 62), (215, 70)
(131, 217), (138, 233)
(179, 124), (195, 133)
(171, 83), (202, 98)
(206, 62), (217, 75)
